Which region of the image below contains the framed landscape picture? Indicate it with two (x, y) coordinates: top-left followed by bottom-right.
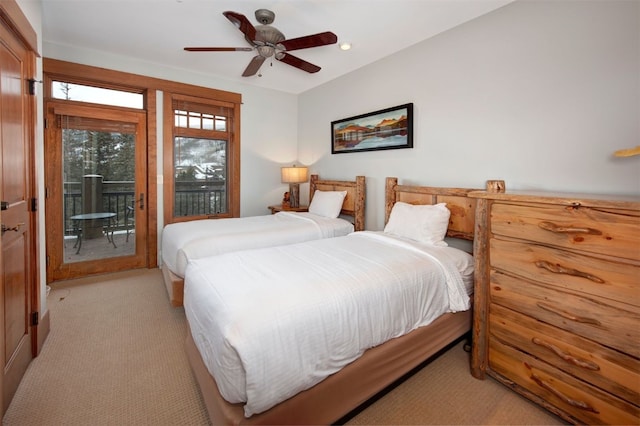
(331, 103), (413, 154)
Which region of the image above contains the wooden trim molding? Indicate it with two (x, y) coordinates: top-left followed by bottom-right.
(0, 0), (39, 55)
(36, 310), (50, 354)
(43, 58), (241, 104)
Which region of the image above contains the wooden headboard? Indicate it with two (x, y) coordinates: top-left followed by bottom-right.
(384, 177), (480, 240)
(309, 175), (366, 231)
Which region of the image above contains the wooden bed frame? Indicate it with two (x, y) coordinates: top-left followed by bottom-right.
(161, 174), (366, 307)
(184, 177), (482, 425)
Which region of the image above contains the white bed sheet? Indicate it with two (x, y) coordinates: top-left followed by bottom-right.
(184, 231), (473, 418)
(161, 212), (354, 277)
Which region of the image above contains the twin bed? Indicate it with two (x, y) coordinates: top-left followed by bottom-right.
(161, 175), (366, 306)
(182, 177), (482, 425)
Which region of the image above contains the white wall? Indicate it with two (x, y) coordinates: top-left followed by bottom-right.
(298, 0), (640, 231)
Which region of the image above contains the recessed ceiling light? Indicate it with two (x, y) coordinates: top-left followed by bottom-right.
(339, 42), (352, 51)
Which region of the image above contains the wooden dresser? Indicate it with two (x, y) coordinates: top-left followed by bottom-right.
(469, 187), (640, 424)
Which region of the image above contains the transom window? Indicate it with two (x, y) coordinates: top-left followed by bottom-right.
(174, 109), (227, 131)
(52, 81), (143, 109)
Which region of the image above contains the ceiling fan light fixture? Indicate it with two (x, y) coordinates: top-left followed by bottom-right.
(339, 42), (352, 51)
(257, 45), (275, 58)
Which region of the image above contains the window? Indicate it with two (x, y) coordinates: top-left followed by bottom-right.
(164, 94), (240, 222)
(52, 81), (143, 109)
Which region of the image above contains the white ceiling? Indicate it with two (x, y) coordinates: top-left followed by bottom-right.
(41, 0), (514, 94)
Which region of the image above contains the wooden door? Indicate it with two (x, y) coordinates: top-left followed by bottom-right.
(45, 102), (148, 281)
(0, 10), (37, 416)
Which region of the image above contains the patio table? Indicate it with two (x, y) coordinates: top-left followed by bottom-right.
(70, 212), (117, 254)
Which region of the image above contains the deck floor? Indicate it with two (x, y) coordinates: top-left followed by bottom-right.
(63, 231), (135, 263)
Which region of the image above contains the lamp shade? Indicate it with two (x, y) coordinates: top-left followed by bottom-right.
(281, 166), (308, 184)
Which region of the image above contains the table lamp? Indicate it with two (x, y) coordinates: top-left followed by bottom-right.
(281, 165), (308, 208)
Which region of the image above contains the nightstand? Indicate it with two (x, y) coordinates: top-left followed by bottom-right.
(268, 205), (309, 214)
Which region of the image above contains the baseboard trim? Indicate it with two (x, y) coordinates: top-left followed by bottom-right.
(36, 309), (50, 355)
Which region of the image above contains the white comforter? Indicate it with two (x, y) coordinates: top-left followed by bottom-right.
(184, 231), (472, 418)
(161, 212), (354, 277)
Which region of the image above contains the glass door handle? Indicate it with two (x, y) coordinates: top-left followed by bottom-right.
(1, 201), (8, 211)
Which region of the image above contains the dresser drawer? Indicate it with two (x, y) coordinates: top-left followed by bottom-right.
(490, 238), (639, 307)
(490, 270), (640, 358)
(489, 338), (640, 425)
(490, 304), (640, 405)
(490, 202), (640, 261)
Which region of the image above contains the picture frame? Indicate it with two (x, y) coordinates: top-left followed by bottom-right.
(331, 103), (413, 154)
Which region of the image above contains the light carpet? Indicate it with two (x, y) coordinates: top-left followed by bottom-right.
(3, 269), (566, 425)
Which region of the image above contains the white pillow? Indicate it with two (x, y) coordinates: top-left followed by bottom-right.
(308, 190), (347, 218)
(384, 202), (451, 246)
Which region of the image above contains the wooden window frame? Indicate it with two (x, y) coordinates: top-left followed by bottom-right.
(163, 93), (241, 224)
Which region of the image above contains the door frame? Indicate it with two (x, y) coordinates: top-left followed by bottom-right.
(43, 61), (161, 282)
(44, 100), (149, 281)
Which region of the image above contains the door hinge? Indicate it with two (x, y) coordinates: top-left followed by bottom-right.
(31, 311), (39, 326)
(27, 79), (41, 96)
(30, 197), (38, 212)
(46, 255), (50, 267)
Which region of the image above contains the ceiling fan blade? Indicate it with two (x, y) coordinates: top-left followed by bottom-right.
(278, 31), (337, 51)
(223, 11), (257, 42)
(184, 47), (253, 52)
(277, 52), (321, 74)
(243, 55), (266, 77)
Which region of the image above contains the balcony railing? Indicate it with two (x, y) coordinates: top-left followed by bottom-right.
(174, 180), (226, 216)
(64, 181), (134, 236)
(63, 180), (226, 235)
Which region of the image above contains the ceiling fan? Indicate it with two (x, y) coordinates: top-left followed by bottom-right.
(184, 9), (338, 77)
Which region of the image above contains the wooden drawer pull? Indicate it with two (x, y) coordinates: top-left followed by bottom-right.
(536, 302), (602, 326)
(532, 337), (600, 371)
(538, 221), (602, 235)
(535, 260), (605, 283)
(530, 373), (599, 413)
